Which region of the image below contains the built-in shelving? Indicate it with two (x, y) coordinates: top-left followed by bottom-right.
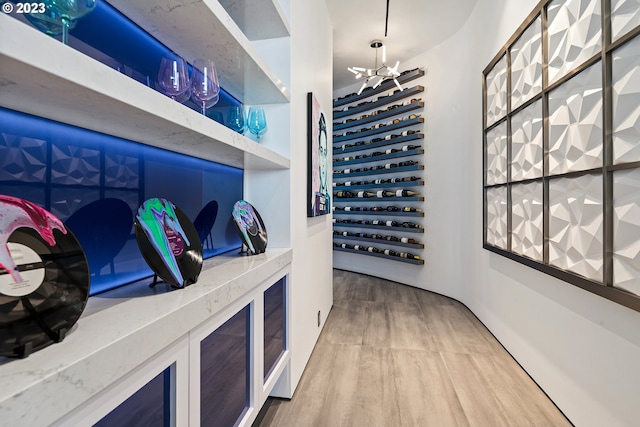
(334, 223), (424, 233)
(335, 164), (424, 179)
(334, 196), (424, 203)
(218, 0), (291, 41)
(334, 101), (424, 131)
(334, 181), (423, 190)
(0, 14), (289, 170)
(106, 0), (290, 104)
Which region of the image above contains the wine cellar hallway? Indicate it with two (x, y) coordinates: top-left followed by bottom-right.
(253, 270), (571, 427)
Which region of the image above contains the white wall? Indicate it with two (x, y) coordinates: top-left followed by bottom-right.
(283, 0), (334, 396)
(333, 1), (640, 426)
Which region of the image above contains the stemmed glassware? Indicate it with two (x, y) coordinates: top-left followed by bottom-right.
(40, 0), (98, 45)
(23, 3), (77, 38)
(190, 59), (220, 115)
(247, 106), (267, 140)
(227, 105), (246, 134)
(157, 56), (191, 102)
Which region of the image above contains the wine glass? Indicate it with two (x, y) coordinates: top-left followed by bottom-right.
(227, 105), (246, 134)
(49, 0), (98, 45)
(247, 106), (267, 140)
(190, 59), (220, 115)
(157, 56), (191, 102)
(23, 2), (77, 37)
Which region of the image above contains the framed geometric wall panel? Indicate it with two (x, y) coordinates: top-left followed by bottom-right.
(547, 0), (602, 84)
(486, 186), (509, 250)
(611, 0), (640, 41)
(613, 169), (640, 296)
(511, 182), (544, 261)
(548, 174), (603, 281)
(511, 99), (544, 181)
(485, 55), (508, 127)
(510, 17), (543, 110)
(483, 0), (640, 313)
(548, 62), (603, 176)
(612, 35), (640, 164)
(486, 121), (509, 185)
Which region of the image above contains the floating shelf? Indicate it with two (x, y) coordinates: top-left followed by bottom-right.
(334, 90), (425, 122)
(334, 164), (424, 178)
(333, 149), (424, 166)
(334, 117), (424, 143)
(332, 69), (425, 108)
(334, 197), (424, 203)
(333, 180), (423, 191)
(333, 210), (424, 217)
(333, 246), (424, 265)
(106, 0), (289, 104)
(0, 15), (289, 171)
(333, 235), (424, 249)
(333, 134), (424, 155)
(333, 223), (424, 233)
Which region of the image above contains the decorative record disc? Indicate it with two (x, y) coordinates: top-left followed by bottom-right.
(232, 200), (267, 255)
(0, 195), (90, 358)
(134, 198), (203, 289)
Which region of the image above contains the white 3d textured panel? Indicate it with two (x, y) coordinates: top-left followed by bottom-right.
(548, 62), (603, 175)
(511, 17), (543, 110)
(511, 99), (543, 181)
(548, 0), (602, 84)
(549, 174), (603, 281)
(611, 0), (640, 41)
(486, 186), (508, 249)
(613, 35), (640, 164)
(486, 55), (508, 127)
(485, 121), (508, 185)
(613, 169), (640, 296)
(511, 181), (543, 261)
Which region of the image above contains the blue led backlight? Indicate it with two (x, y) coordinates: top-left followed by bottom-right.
(0, 108), (243, 295)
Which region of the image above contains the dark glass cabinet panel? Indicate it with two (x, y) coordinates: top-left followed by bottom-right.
(200, 305), (250, 427)
(264, 277), (286, 381)
(94, 367), (172, 427)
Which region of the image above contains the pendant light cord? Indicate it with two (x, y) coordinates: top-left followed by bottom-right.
(384, 0), (389, 37)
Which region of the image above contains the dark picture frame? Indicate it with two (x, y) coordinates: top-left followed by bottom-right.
(307, 92), (330, 217)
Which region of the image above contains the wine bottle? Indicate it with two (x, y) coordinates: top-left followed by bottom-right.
(400, 237), (418, 244)
(386, 235), (400, 242)
(377, 190), (395, 198)
(402, 176), (421, 182)
(401, 222), (422, 229)
(401, 145), (420, 151)
(398, 160), (417, 167)
(401, 129), (419, 136)
(400, 252), (420, 260)
(396, 189), (420, 197)
(357, 191), (375, 198)
(384, 163), (398, 169)
(403, 206), (423, 212)
(356, 232), (368, 238)
(386, 206), (400, 211)
(336, 191), (355, 198)
(384, 249), (399, 256)
(386, 220), (400, 227)
(342, 231), (351, 236)
(385, 148), (399, 154)
(372, 220), (384, 225)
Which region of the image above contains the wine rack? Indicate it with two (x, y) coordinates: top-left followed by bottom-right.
(332, 72), (425, 265)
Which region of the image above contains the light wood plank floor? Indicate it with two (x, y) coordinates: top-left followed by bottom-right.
(253, 270), (572, 427)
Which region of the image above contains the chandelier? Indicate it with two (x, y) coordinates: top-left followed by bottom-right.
(348, 40), (402, 95)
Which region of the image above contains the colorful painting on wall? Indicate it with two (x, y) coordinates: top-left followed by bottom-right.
(307, 92), (330, 217)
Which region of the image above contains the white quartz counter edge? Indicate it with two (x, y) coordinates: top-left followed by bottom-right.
(0, 248), (293, 427)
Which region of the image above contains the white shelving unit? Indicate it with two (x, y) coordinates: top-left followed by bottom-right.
(0, 1), (293, 425)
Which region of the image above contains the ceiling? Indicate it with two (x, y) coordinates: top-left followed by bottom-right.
(325, 0), (479, 90)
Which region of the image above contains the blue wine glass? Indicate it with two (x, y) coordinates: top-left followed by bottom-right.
(22, 2), (77, 37)
(247, 106), (267, 140)
(49, 0), (98, 45)
(227, 105), (246, 134)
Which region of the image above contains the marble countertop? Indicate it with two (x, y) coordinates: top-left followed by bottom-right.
(0, 248), (292, 426)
